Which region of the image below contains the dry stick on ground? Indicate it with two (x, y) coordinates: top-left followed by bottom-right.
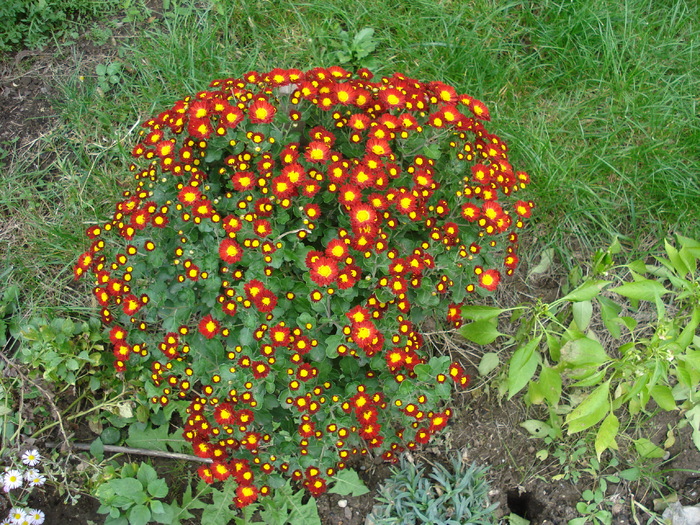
(44, 441), (212, 464)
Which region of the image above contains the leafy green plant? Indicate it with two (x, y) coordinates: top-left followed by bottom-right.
(190, 477), (325, 525)
(368, 453), (498, 524)
(0, 0), (121, 51)
(331, 26), (379, 71)
(96, 61), (125, 94)
(95, 461), (185, 525)
(569, 455), (623, 525)
(74, 66), (533, 508)
(464, 234), (700, 459)
(19, 316), (104, 387)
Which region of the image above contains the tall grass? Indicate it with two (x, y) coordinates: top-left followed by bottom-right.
(4, 0), (699, 313)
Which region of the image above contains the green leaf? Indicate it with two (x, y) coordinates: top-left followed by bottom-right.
(559, 336), (609, 368)
(610, 279), (671, 301)
(572, 300), (593, 331)
(329, 469), (369, 497)
(460, 305), (506, 321)
(633, 438), (665, 458)
(618, 467), (641, 481)
(148, 479), (169, 499)
(595, 412), (619, 460)
(565, 380), (611, 434)
(90, 437), (105, 460)
(150, 500), (164, 516)
(108, 478), (144, 497)
(507, 336), (542, 399)
(127, 504), (152, 525)
(460, 319), (504, 345)
(520, 420), (553, 439)
(650, 385), (677, 411)
(561, 280), (610, 302)
(126, 422), (186, 453)
(478, 352), (500, 376)
(664, 239), (691, 276)
(597, 295), (623, 338)
(137, 463), (158, 485)
(537, 365), (562, 406)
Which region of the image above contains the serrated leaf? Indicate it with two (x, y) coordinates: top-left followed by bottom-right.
(478, 352), (500, 376)
(329, 469), (369, 497)
(190, 480), (239, 525)
(610, 279), (671, 301)
(508, 336), (542, 399)
(126, 423), (186, 453)
(565, 380), (611, 434)
(595, 412), (619, 460)
(460, 319), (504, 345)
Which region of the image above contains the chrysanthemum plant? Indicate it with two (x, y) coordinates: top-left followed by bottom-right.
(75, 66), (533, 508)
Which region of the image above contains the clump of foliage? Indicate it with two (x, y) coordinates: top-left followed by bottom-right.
(368, 454), (498, 524)
(465, 235), (700, 459)
(75, 66), (533, 507)
(0, 0), (120, 52)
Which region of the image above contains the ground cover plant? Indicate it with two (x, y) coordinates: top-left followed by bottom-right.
(1, 0), (699, 523)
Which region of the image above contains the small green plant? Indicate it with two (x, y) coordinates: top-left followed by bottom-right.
(96, 61), (125, 95)
(74, 66), (533, 507)
(95, 461), (183, 525)
(19, 316), (104, 387)
(464, 234), (700, 459)
(368, 453), (498, 524)
(331, 26), (379, 71)
(568, 455), (623, 525)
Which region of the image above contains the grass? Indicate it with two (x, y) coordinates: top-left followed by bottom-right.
(4, 0), (696, 313)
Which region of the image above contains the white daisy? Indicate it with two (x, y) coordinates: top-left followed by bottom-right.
(24, 469), (46, 487)
(3, 469), (23, 491)
(26, 509), (45, 525)
(7, 508), (27, 523)
(21, 450), (41, 467)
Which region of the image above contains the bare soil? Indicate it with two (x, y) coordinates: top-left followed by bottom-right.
(1, 36), (699, 525)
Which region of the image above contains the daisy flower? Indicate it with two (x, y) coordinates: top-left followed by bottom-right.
(3, 469), (23, 491)
(26, 508), (45, 525)
(7, 508), (27, 523)
(25, 469), (46, 487)
(21, 450), (41, 467)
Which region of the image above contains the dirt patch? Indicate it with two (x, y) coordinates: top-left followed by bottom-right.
(0, 52), (59, 148)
